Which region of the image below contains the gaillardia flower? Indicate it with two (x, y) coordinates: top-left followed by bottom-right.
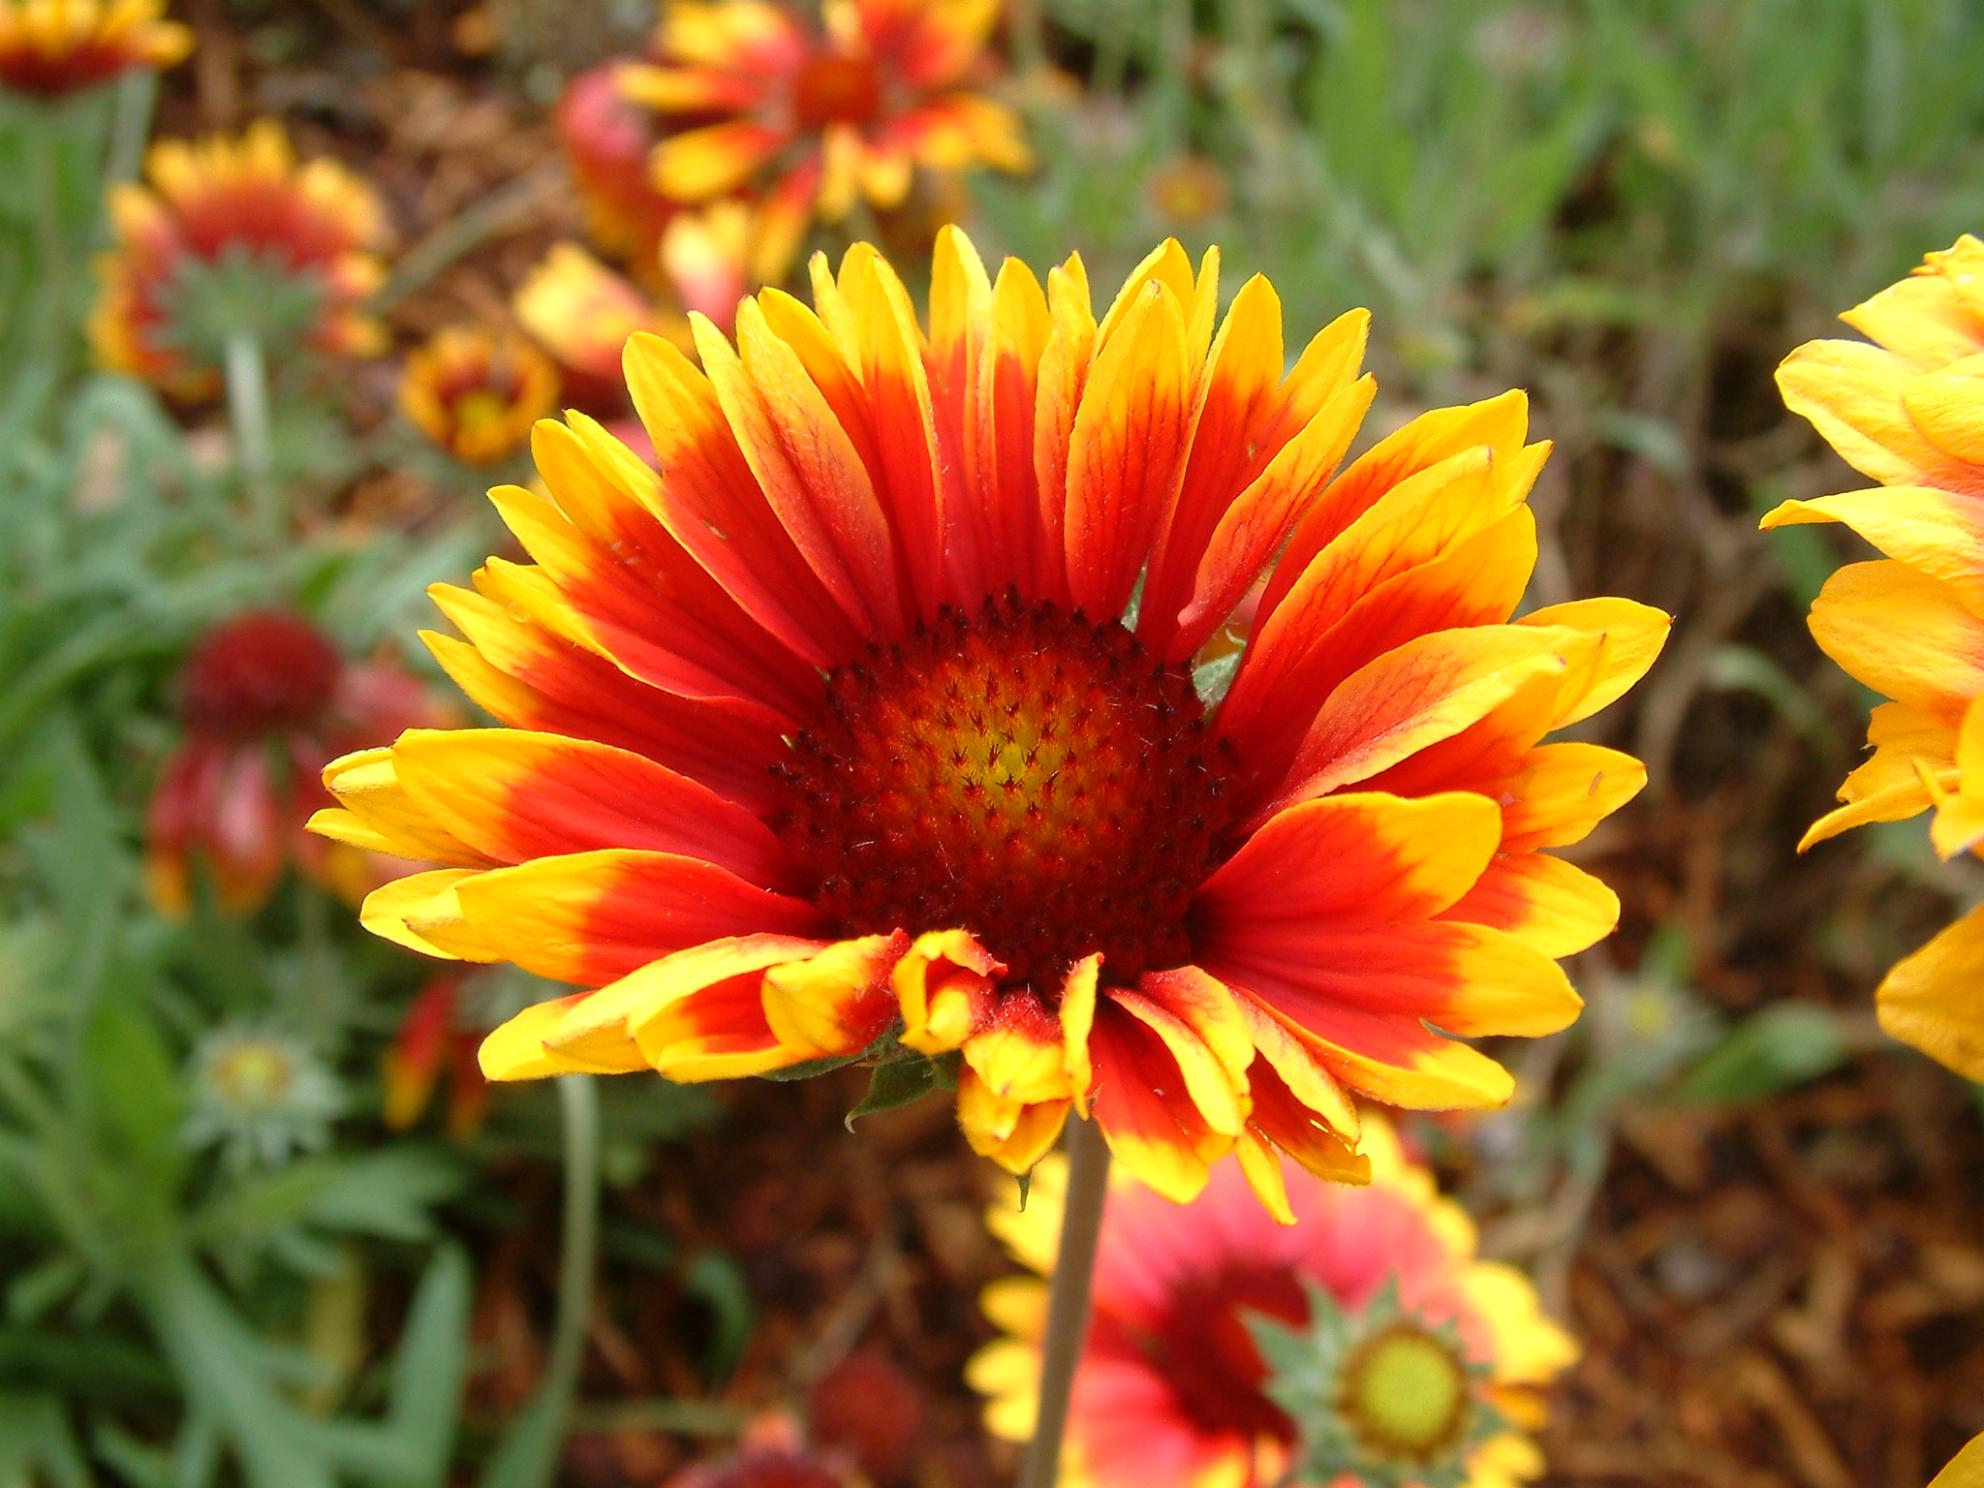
(381, 973), (491, 1137)
(620, 0), (1030, 278)
(314, 233), (1665, 1209)
(512, 214), (749, 420)
(0, 0), (189, 99)
(970, 1121), (1576, 1487)
(1764, 236), (1984, 1080)
(148, 611), (441, 916)
(91, 120), (388, 396)
(399, 326), (560, 467)
(557, 58), (678, 270)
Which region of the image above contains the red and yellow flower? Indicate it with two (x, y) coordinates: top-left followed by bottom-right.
(91, 120), (388, 396)
(970, 1120), (1576, 1487)
(620, 0), (1030, 279)
(557, 58), (678, 270)
(148, 611), (444, 917)
(512, 209), (750, 422)
(381, 973), (491, 1136)
(399, 326), (560, 467)
(315, 232), (1663, 1210)
(1764, 236), (1984, 1080)
(0, 0), (189, 98)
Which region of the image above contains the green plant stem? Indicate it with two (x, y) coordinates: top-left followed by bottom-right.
(223, 331), (275, 543)
(544, 1075), (601, 1440)
(31, 128), (70, 359)
(1017, 1116), (1110, 1488)
(105, 69), (158, 185)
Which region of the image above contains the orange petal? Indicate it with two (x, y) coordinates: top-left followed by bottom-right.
(1085, 993), (1238, 1203)
(1062, 278), (1193, 620)
(962, 988), (1077, 1105)
(387, 727), (789, 884)
(1197, 790), (1503, 928)
(895, 929), (1004, 1054)
(1761, 486), (1984, 616)
(957, 1071), (1069, 1174)
(450, 849), (824, 985)
(1444, 852), (1622, 959)
(1808, 560), (1984, 714)
(1251, 623), (1601, 822)
(1876, 904), (1984, 1083)
(761, 931), (911, 1060)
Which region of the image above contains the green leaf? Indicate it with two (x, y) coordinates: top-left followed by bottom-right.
(1674, 1003), (1850, 1105)
(83, 995), (188, 1200)
(844, 1052), (958, 1130)
(681, 1252), (753, 1382)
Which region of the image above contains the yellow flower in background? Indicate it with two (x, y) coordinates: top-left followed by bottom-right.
(620, 0), (1031, 279)
(313, 231), (1662, 1212)
(399, 326), (560, 468)
(90, 120), (389, 396)
(0, 0), (189, 99)
(970, 1119), (1576, 1487)
(1765, 235), (1984, 1081)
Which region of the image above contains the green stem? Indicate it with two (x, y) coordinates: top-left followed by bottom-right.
(31, 127), (71, 360)
(105, 69), (158, 186)
(1017, 1116), (1110, 1488)
(223, 330), (275, 543)
(543, 1075), (601, 1437)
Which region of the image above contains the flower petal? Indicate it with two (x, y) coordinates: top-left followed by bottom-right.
(1875, 904), (1984, 1083)
(1808, 559), (1984, 714)
(1761, 485), (1984, 616)
(895, 929), (1003, 1054)
(1243, 623), (1599, 824)
(761, 930), (910, 1059)
(386, 727), (789, 884)
(450, 850), (824, 985)
(1062, 278), (1193, 620)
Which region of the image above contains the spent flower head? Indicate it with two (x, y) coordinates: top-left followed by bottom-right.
(185, 1024), (344, 1171)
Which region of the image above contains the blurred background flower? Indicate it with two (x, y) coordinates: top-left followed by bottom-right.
(398, 324), (559, 467)
(621, 0), (1031, 277)
(89, 120), (387, 396)
(0, 0), (187, 100)
(145, 609), (445, 916)
(973, 1119), (1575, 1487)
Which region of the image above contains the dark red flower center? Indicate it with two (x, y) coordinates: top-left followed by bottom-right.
(1138, 1262), (1307, 1441)
(773, 594), (1234, 988)
(791, 53), (883, 130)
(179, 611), (343, 739)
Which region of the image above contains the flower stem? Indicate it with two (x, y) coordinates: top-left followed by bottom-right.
(105, 69), (158, 186)
(1018, 1115), (1110, 1488)
(31, 127), (71, 359)
(223, 330), (275, 543)
(545, 1073), (601, 1417)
